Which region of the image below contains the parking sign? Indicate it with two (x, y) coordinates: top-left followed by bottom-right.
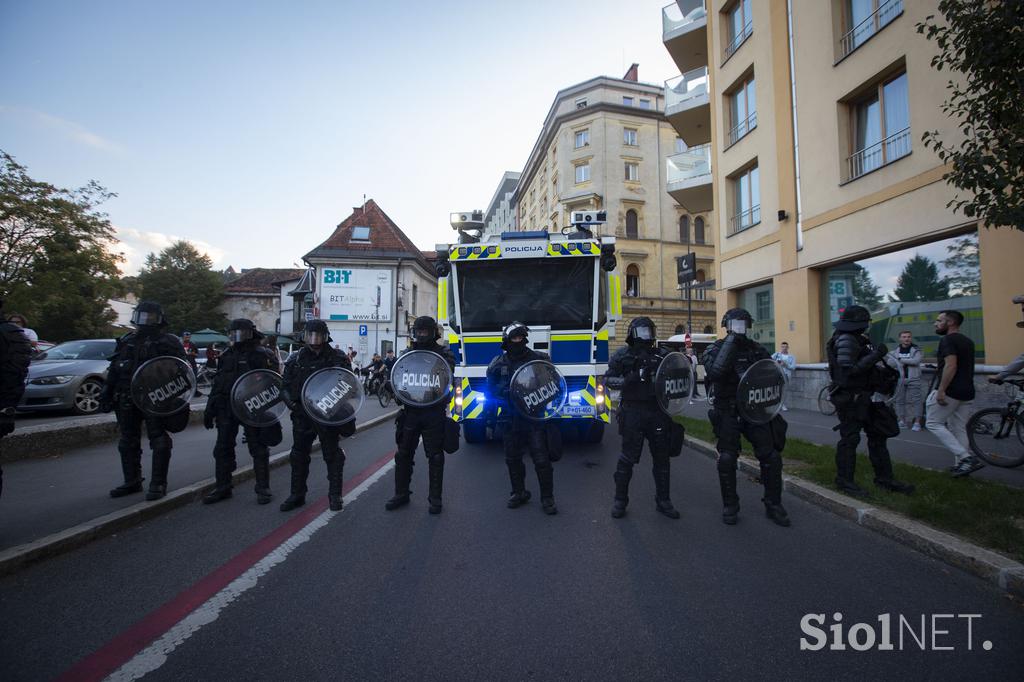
(359, 324), (368, 336)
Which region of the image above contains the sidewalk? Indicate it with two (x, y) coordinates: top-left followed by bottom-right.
(679, 400), (1024, 489)
(0, 400), (397, 553)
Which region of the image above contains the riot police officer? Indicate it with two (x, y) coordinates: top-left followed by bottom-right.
(605, 317), (681, 519)
(827, 305), (915, 497)
(0, 300), (32, 499)
(100, 301), (190, 500)
(702, 308), (790, 527)
(385, 316), (456, 514)
(486, 322), (558, 515)
(202, 319), (280, 504)
(279, 320), (354, 512)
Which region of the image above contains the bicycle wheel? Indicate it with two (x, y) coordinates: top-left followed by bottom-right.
(818, 385), (836, 417)
(967, 407), (1024, 467)
(378, 387), (393, 408)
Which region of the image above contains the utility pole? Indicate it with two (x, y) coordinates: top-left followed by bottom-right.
(686, 239), (692, 334)
(374, 285), (381, 354)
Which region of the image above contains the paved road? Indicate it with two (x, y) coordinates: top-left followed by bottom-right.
(0, 400), (397, 552)
(1, 419), (1020, 681)
(12, 394), (210, 429)
(680, 400), (1024, 488)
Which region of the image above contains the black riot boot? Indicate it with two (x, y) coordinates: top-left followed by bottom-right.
(327, 452), (345, 512)
(835, 436), (869, 498)
(717, 463), (740, 525)
(203, 459), (234, 504)
(279, 453), (310, 512)
(427, 456), (444, 515)
(145, 448), (171, 501)
(253, 456), (272, 505)
(653, 461), (680, 520)
(385, 455), (413, 510)
(506, 458), (531, 508)
(761, 453), (791, 527)
(868, 439), (915, 495)
(611, 458), (633, 519)
(537, 464), (557, 515)
(110, 450), (144, 498)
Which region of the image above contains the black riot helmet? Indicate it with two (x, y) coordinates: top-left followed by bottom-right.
(228, 318), (261, 345)
(833, 305), (871, 333)
(412, 316), (440, 346)
(721, 307), (754, 335)
(502, 321), (530, 356)
(131, 301), (166, 330)
(305, 319), (330, 347)
(626, 317), (657, 347)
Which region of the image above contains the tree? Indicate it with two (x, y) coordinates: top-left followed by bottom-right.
(137, 241), (227, 333)
(941, 233), (981, 296)
(851, 264), (883, 311)
(917, 2), (1024, 231)
(890, 255), (950, 302)
(0, 151), (123, 341)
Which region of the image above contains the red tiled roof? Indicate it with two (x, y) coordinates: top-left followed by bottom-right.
(303, 199), (430, 269)
(222, 268), (306, 295)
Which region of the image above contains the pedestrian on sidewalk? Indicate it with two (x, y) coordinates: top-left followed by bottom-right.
(888, 331), (924, 431)
(202, 319), (282, 504)
(926, 310), (984, 477)
(0, 299), (32, 500)
(826, 306), (915, 497)
(685, 346), (704, 400)
(100, 301), (191, 500)
(279, 320), (355, 513)
(771, 341), (796, 411)
(6, 312), (38, 352)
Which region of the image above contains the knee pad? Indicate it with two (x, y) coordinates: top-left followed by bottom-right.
(617, 453), (637, 468)
(717, 451), (738, 472)
(149, 434), (172, 453)
(427, 452), (445, 466)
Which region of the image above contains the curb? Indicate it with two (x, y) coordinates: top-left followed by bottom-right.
(4, 401), (209, 463)
(0, 410), (399, 577)
(683, 434), (1024, 599)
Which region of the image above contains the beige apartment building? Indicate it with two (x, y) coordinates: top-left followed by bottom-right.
(662, 0), (1022, 362)
(514, 66), (717, 339)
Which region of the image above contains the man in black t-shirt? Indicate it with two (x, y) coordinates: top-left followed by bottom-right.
(924, 310), (982, 477)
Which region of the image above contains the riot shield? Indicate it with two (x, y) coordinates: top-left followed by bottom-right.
(509, 360), (568, 421)
(654, 351), (694, 416)
(130, 356), (196, 416)
(230, 369), (287, 427)
(736, 358), (787, 424)
(301, 367), (364, 426)
(390, 350), (453, 407)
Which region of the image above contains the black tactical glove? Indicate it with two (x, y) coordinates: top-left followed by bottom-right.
(203, 406), (216, 430)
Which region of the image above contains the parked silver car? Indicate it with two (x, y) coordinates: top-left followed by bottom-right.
(19, 339), (117, 415)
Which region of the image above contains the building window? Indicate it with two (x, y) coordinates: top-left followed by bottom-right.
(411, 283), (418, 315)
(625, 209), (639, 239)
(574, 129), (589, 148)
(575, 97), (588, 109)
(624, 162), (639, 182)
(847, 71), (910, 181)
(725, 0), (753, 60)
(351, 226), (371, 242)
(730, 165), (760, 234)
(626, 264), (640, 297)
(623, 96), (634, 106)
(623, 127), (638, 146)
(675, 137), (686, 154)
(726, 75), (757, 147)
(739, 282), (775, 352)
(695, 216), (706, 244)
(639, 99), (651, 109)
(840, 0), (903, 58)
(679, 215), (690, 243)
(574, 163), (590, 184)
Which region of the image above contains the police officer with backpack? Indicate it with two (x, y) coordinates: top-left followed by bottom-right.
(827, 305), (914, 497)
(202, 318), (281, 504)
(605, 317), (682, 519)
(279, 320), (355, 512)
(385, 316), (457, 514)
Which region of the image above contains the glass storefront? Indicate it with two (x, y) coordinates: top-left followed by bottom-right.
(739, 282), (775, 353)
(820, 231), (983, 359)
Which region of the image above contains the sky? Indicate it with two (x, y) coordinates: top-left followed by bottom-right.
(0, 0), (683, 275)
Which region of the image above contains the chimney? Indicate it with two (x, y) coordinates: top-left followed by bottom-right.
(623, 63), (639, 82)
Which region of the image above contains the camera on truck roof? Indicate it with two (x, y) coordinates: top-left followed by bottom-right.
(571, 210), (606, 225)
(450, 210), (484, 230)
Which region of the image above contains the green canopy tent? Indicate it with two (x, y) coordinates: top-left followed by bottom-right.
(190, 328), (230, 348)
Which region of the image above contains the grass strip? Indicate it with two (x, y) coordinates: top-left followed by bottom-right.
(675, 415), (1024, 563)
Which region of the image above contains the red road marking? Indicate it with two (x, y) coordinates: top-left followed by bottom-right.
(57, 450), (396, 682)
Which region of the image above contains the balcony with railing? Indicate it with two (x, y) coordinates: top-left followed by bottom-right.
(728, 205), (761, 235)
(667, 144), (713, 214)
(845, 127), (911, 182)
(662, 1), (708, 74)
(838, 0), (903, 60)
(725, 110), (757, 148)
(681, 285), (715, 302)
(664, 67), (711, 146)
(724, 19), (752, 61)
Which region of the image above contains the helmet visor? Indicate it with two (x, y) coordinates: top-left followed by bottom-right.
(633, 326), (654, 341)
(727, 319), (748, 335)
(306, 331), (326, 346)
(132, 310), (161, 326)
(414, 327), (433, 341)
(229, 328), (253, 344)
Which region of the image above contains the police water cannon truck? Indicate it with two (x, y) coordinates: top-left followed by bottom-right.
(434, 211), (622, 443)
